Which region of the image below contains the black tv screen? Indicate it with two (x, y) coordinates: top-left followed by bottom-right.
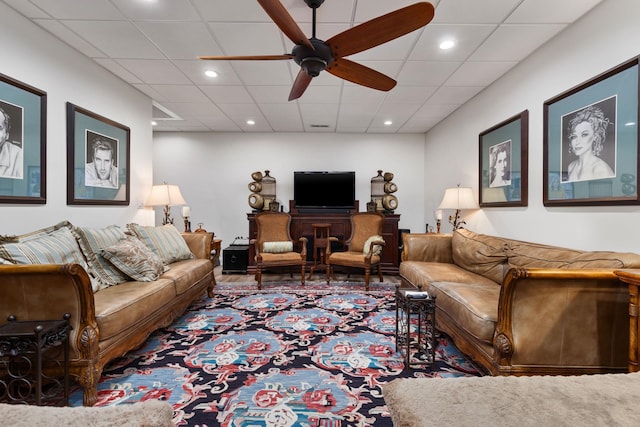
(294, 171), (356, 209)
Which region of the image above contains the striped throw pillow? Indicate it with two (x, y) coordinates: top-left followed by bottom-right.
(102, 236), (167, 282)
(127, 223), (194, 265)
(73, 225), (129, 289)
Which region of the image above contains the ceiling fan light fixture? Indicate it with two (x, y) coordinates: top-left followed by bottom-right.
(300, 56), (327, 77)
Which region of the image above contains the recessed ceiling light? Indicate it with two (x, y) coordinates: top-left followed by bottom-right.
(439, 40), (455, 50)
(384, 120), (393, 126)
(246, 119), (255, 126)
(151, 120), (157, 126)
(204, 70), (218, 78)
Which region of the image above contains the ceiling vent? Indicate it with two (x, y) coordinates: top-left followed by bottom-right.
(152, 101), (182, 121)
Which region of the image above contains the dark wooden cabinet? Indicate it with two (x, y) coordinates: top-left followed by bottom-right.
(247, 206), (400, 275)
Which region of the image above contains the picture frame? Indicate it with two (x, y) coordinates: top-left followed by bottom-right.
(543, 57), (639, 206)
(479, 110), (529, 207)
(0, 73), (46, 204)
(67, 102), (130, 205)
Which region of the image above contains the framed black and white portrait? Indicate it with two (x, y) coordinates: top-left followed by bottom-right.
(544, 57), (639, 206)
(67, 102), (130, 205)
(479, 111), (528, 207)
(0, 73), (46, 204)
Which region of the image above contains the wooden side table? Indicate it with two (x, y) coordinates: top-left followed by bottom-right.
(308, 223), (331, 279)
(0, 314), (71, 406)
(614, 269), (640, 372)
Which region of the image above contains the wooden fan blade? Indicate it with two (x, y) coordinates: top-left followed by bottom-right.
(326, 58), (396, 91)
(198, 54), (294, 61)
(288, 69), (313, 101)
(258, 0), (314, 50)
(326, 2), (434, 57)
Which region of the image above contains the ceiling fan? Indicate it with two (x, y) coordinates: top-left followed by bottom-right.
(199, 0), (435, 101)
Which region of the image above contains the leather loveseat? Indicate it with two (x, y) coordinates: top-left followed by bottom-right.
(0, 221), (214, 406)
(400, 228), (640, 376)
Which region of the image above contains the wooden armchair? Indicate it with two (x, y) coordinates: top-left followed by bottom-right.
(326, 212), (385, 290)
(251, 212), (308, 289)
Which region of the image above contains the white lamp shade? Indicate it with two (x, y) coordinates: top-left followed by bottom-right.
(438, 187), (478, 210)
(146, 184), (186, 207)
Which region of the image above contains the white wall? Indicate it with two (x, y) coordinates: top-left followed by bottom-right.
(425, 0), (640, 252)
(152, 132), (425, 248)
(0, 3), (154, 235)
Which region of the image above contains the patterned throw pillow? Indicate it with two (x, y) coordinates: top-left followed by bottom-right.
(127, 223), (194, 265)
(363, 235), (384, 256)
(262, 241), (293, 253)
(0, 223), (100, 291)
(73, 225), (129, 288)
(102, 236), (167, 282)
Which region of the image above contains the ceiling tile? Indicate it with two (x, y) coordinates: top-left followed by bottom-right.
(260, 103), (304, 132)
(148, 85), (210, 103)
(135, 22), (223, 60)
(62, 20), (165, 59)
(94, 59), (143, 84)
(506, 0), (603, 24)
(173, 60), (243, 85)
(397, 61), (462, 86)
(469, 24), (566, 61)
(428, 86), (484, 104)
(409, 24), (497, 61)
(433, 0), (521, 24)
(27, 0), (124, 19)
(33, 19), (106, 57)
(209, 23), (285, 57)
(444, 61), (517, 86)
(115, 59), (190, 84)
(111, 0), (201, 21)
(192, 0), (271, 22)
(200, 86), (254, 104)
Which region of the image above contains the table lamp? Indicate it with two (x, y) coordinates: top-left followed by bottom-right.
(437, 185), (478, 229)
(146, 184), (186, 225)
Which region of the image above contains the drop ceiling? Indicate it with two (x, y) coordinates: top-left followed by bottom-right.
(2, 0), (602, 133)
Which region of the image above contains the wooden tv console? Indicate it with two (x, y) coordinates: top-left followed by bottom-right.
(246, 201), (400, 275)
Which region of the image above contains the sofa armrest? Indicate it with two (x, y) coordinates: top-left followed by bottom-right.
(401, 233), (453, 263)
(494, 267), (628, 373)
(181, 232), (213, 260)
(0, 263), (99, 365)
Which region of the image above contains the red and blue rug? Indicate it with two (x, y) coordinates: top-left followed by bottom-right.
(69, 281), (481, 426)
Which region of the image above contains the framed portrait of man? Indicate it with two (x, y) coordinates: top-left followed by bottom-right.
(67, 102), (129, 205)
(84, 130), (119, 189)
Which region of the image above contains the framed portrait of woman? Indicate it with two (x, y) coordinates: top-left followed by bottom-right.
(544, 56), (639, 206)
(479, 110), (529, 207)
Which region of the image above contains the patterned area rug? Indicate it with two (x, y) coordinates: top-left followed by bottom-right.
(70, 281), (481, 426)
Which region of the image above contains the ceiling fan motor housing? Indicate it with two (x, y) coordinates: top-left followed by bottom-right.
(293, 38), (333, 77)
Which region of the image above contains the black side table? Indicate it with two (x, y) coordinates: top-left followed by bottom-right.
(395, 285), (437, 369)
(0, 314), (71, 406)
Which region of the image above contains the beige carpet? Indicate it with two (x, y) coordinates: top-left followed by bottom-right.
(383, 372), (640, 427)
(0, 399), (173, 427)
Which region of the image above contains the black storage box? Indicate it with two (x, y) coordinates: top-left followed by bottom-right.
(222, 245), (249, 274)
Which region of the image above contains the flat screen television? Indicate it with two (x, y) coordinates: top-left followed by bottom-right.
(294, 171), (356, 210)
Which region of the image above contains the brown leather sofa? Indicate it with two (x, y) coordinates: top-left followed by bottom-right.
(400, 228), (640, 376)
(0, 230), (214, 406)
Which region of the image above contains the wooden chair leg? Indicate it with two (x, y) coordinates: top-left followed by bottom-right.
(257, 267), (262, 290)
(301, 265), (305, 285)
(364, 269), (370, 292)
(326, 265), (331, 285)
(378, 264), (384, 282)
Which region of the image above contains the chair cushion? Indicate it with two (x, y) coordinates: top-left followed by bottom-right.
(330, 251), (380, 268)
(262, 241), (293, 253)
